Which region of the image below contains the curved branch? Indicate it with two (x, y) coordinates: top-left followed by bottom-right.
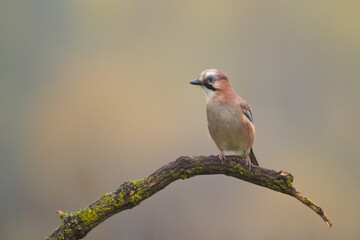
(46, 155), (332, 239)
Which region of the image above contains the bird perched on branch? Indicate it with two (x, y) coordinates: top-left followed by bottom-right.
(190, 69), (259, 170)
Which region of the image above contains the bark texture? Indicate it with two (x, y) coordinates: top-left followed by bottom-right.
(46, 155), (332, 240)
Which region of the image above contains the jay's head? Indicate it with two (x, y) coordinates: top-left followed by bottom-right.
(190, 69), (229, 100)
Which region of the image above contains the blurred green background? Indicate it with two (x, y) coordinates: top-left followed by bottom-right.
(1, 1), (360, 239)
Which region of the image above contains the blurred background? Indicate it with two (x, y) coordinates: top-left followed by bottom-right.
(1, 1), (360, 239)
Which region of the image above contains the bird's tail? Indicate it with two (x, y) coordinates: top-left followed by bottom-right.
(249, 148), (259, 166)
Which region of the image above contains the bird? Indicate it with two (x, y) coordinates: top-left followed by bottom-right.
(190, 69), (259, 170)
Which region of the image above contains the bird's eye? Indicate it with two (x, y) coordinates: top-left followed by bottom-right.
(207, 76), (216, 84)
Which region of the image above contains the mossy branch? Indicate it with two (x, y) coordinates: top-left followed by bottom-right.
(46, 155), (332, 240)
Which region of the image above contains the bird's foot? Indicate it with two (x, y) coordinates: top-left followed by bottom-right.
(244, 156), (253, 171)
(219, 151), (226, 164)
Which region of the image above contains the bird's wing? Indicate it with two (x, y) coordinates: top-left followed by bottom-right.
(240, 102), (254, 123)
(240, 102), (259, 166)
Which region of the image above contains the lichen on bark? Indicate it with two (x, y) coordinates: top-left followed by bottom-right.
(46, 155), (332, 240)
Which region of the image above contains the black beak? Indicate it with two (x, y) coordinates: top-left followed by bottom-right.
(190, 79), (203, 85)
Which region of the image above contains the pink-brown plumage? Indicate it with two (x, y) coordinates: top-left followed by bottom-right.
(190, 69), (258, 169)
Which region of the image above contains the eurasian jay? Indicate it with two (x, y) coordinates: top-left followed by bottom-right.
(190, 69), (259, 169)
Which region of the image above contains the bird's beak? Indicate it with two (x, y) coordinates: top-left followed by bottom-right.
(190, 79), (203, 86)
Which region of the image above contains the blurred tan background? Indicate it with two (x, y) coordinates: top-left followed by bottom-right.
(1, 1), (360, 239)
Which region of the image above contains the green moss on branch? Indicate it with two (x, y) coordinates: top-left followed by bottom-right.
(46, 155), (332, 240)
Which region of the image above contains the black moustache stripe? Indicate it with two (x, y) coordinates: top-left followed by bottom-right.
(204, 83), (217, 91)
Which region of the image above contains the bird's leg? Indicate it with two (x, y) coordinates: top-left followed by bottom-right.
(244, 154), (252, 171)
(235, 150), (253, 171)
(219, 150), (226, 164)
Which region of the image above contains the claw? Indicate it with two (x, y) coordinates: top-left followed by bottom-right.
(244, 156), (252, 171)
(219, 151), (226, 164)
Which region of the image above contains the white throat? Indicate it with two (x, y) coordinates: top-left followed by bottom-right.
(201, 86), (215, 103)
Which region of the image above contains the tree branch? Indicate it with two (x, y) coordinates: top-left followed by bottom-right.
(46, 155), (332, 239)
